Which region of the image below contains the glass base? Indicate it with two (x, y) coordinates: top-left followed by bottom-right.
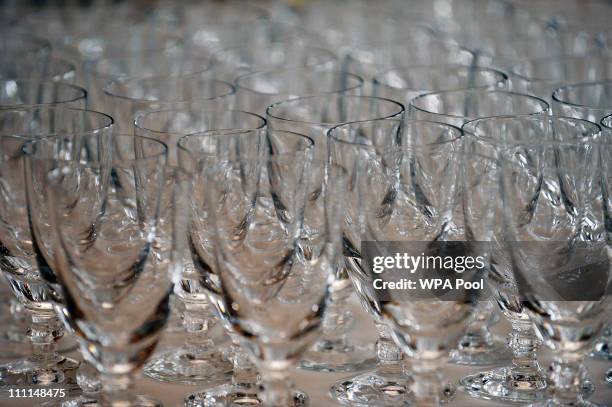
(329, 371), (414, 407)
(529, 400), (603, 407)
(143, 348), (232, 385)
(0, 357), (80, 389)
(300, 341), (376, 373)
(40, 395), (161, 407)
(459, 366), (551, 403)
(184, 384), (308, 407)
(449, 337), (512, 366)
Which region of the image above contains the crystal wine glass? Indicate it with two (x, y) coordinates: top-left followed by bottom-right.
(267, 95), (404, 375)
(0, 107), (113, 390)
(501, 128), (610, 407)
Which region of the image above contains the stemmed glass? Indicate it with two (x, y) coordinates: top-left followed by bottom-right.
(460, 116), (603, 403)
(329, 119), (476, 406)
(103, 73), (235, 130)
(34, 134), (184, 406)
(136, 109), (266, 385)
(552, 80), (612, 123)
(0, 107), (113, 390)
(178, 129), (312, 406)
(267, 95), (404, 376)
(501, 132), (610, 407)
(181, 130), (345, 406)
(235, 67), (363, 116)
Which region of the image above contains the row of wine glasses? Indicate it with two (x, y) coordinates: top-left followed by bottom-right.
(1, 0), (611, 406)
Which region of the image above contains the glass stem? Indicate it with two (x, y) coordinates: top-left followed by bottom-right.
(28, 310), (63, 366)
(374, 322), (403, 376)
(314, 272), (353, 351)
(549, 353), (586, 406)
(259, 368), (291, 407)
(506, 319), (545, 389)
(181, 297), (216, 359)
(410, 358), (445, 407)
(100, 372), (135, 405)
(457, 301), (494, 350)
(230, 339), (258, 389)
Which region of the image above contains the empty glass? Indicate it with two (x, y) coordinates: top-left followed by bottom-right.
(103, 73), (235, 130)
(329, 120), (475, 406)
(137, 110), (266, 384)
(552, 80), (612, 123)
(0, 55), (76, 83)
(374, 64), (508, 111)
(0, 80), (86, 109)
(501, 131), (610, 407)
(235, 67), (363, 115)
(41, 135), (183, 406)
(267, 95), (404, 374)
(0, 107), (113, 390)
(459, 116), (601, 403)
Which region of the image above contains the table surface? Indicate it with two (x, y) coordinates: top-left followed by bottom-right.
(2, 297), (611, 407)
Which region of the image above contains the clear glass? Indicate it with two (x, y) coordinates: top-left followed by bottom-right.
(102, 73), (235, 131)
(501, 125), (609, 407)
(329, 119), (475, 406)
(137, 110), (266, 384)
(235, 67), (363, 115)
(37, 134), (181, 406)
(0, 107), (112, 391)
(0, 80), (86, 109)
(409, 89), (550, 126)
(181, 130), (342, 406)
(267, 95), (404, 374)
(511, 56), (612, 103)
(374, 64), (508, 117)
(552, 80), (612, 123)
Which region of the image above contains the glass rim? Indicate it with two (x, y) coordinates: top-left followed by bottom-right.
(235, 68), (364, 95)
(551, 79), (612, 108)
(510, 55), (612, 82)
(134, 107), (266, 135)
(372, 63), (508, 90)
(463, 114), (602, 146)
(0, 55), (77, 80)
(0, 107), (114, 137)
(409, 89), (550, 120)
(601, 113), (612, 129)
(0, 80), (87, 107)
(36, 134), (168, 167)
(89, 51), (213, 78)
(103, 74), (235, 103)
(328, 118), (462, 150)
(213, 41), (337, 60)
(177, 129), (314, 158)
(266, 94), (405, 126)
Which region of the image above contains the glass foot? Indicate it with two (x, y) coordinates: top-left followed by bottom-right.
(185, 384), (308, 407)
(300, 341), (376, 373)
(143, 348), (232, 385)
(0, 357), (80, 389)
(329, 371), (414, 407)
(459, 366), (551, 403)
(449, 336), (512, 366)
(529, 401), (604, 407)
(41, 395), (162, 407)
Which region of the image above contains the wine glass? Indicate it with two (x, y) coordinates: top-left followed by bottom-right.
(41, 134), (185, 406)
(0, 107), (113, 390)
(235, 67), (363, 116)
(178, 129), (314, 407)
(552, 80), (612, 123)
(374, 64), (508, 105)
(103, 73), (235, 131)
(460, 115), (603, 402)
(0, 80), (86, 109)
(329, 119), (476, 406)
(267, 95), (404, 375)
(501, 130), (610, 407)
(136, 109), (266, 385)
